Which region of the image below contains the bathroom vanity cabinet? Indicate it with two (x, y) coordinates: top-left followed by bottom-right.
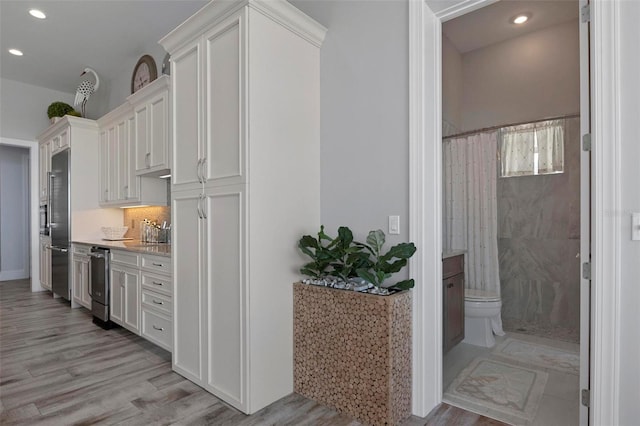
(443, 253), (465, 353)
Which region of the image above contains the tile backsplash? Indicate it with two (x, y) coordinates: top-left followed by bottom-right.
(123, 206), (171, 239)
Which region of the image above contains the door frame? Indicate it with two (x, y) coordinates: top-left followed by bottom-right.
(0, 137), (40, 290)
(408, 0), (622, 423)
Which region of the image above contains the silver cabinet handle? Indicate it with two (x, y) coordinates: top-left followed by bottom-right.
(200, 157), (206, 181)
(152, 262), (163, 267)
(200, 193), (207, 219)
(196, 194), (203, 219)
(152, 281), (163, 286)
(152, 300), (164, 305)
(152, 325), (164, 331)
(196, 158), (202, 183)
(145, 152), (151, 168)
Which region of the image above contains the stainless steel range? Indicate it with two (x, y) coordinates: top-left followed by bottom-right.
(88, 246), (113, 329)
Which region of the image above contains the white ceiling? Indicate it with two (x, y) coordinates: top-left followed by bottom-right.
(443, 0), (579, 53)
(0, 1), (208, 94)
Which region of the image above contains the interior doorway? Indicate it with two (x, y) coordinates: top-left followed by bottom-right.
(407, 0), (595, 423)
(439, 3), (584, 424)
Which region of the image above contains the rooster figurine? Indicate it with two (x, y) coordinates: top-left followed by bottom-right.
(74, 67), (100, 117)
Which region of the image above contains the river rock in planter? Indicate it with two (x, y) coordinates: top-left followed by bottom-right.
(293, 282), (412, 426)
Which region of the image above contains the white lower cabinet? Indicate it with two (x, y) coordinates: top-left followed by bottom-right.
(110, 249), (172, 351)
(39, 236), (51, 291)
(72, 244), (91, 309)
(110, 262), (140, 335)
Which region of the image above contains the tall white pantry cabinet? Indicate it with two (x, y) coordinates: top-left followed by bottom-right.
(159, 0), (326, 415)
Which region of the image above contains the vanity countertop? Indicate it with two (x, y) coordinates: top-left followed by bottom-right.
(442, 249), (466, 260)
(73, 239), (171, 258)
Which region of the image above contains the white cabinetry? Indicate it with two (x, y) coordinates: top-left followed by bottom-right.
(110, 261), (140, 335)
(97, 102), (167, 208)
(39, 236), (51, 291)
(39, 140), (51, 202)
(72, 244), (91, 309)
(129, 76), (170, 177)
(140, 254), (173, 352)
(109, 249), (172, 350)
(160, 0), (325, 414)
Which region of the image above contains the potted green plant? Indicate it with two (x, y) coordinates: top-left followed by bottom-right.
(298, 225), (416, 294)
(47, 102), (80, 123)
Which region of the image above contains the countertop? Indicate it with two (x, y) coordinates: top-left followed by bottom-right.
(442, 249), (466, 260)
(72, 239), (171, 258)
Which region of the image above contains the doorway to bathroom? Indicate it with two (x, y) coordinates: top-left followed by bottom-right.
(439, 1), (587, 424)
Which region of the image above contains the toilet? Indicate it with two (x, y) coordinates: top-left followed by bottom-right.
(463, 288), (503, 348)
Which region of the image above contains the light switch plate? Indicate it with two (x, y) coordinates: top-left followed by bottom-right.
(632, 213), (640, 241)
(389, 215), (400, 235)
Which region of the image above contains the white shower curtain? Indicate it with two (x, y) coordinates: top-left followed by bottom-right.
(443, 131), (504, 336)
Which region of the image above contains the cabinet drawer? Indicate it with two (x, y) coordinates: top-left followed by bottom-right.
(443, 254), (464, 279)
(111, 250), (140, 267)
(142, 290), (172, 317)
(141, 254), (171, 275)
(142, 309), (172, 352)
(73, 244), (91, 255)
(141, 272), (172, 296)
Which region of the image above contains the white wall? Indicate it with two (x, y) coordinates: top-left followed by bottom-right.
(617, 0), (640, 422)
(0, 78), (76, 140)
(460, 19), (580, 131)
(0, 145), (30, 281)
(290, 0), (410, 259)
(442, 34), (462, 134)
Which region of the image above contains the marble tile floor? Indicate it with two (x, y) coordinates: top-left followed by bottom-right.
(0, 279), (503, 426)
(443, 333), (580, 426)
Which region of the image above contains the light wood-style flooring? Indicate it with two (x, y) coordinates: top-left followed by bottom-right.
(0, 279), (504, 425)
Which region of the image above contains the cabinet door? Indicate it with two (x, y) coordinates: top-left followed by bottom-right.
(80, 256), (91, 308)
(40, 239), (51, 290)
(110, 266), (124, 325)
(149, 92), (168, 170)
(203, 186), (245, 406)
(72, 255), (83, 306)
(126, 115), (139, 200)
(171, 42), (202, 188)
(123, 269), (140, 334)
(443, 274), (465, 353)
(99, 130), (110, 204)
(172, 192), (206, 382)
(116, 119), (128, 200)
(134, 104), (149, 173)
(203, 12), (245, 186)
(108, 126), (119, 202)
(39, 141), (51, 202)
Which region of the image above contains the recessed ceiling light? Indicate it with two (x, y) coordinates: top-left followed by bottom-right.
(29, 9), (46, 19)
(512, 14), (530, 25)
(9, 49), (24, 56)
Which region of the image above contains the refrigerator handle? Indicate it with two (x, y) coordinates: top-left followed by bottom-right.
(48, 172), (54, 227)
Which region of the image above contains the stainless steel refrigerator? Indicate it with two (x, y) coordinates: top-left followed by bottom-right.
(49, 150), (70, 300)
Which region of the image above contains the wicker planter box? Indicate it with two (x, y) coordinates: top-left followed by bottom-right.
(293, 282), (412, 426)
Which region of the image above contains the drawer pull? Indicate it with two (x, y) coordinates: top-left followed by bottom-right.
(152, 281), (163, 286)
(152, 300), (164, 305)
(152, 262), (163, 267)
(447, 283), (454, 288)
(152, 325), (164, 331)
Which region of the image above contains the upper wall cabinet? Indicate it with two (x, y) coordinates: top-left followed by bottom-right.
(97, 80), (169, 208)
(128, 76), (170, 178)
(169, 13), (245, 191)
(39, 139), (51, 202)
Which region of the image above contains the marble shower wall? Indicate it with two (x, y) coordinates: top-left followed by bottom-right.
(498, 117), (581, 338)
